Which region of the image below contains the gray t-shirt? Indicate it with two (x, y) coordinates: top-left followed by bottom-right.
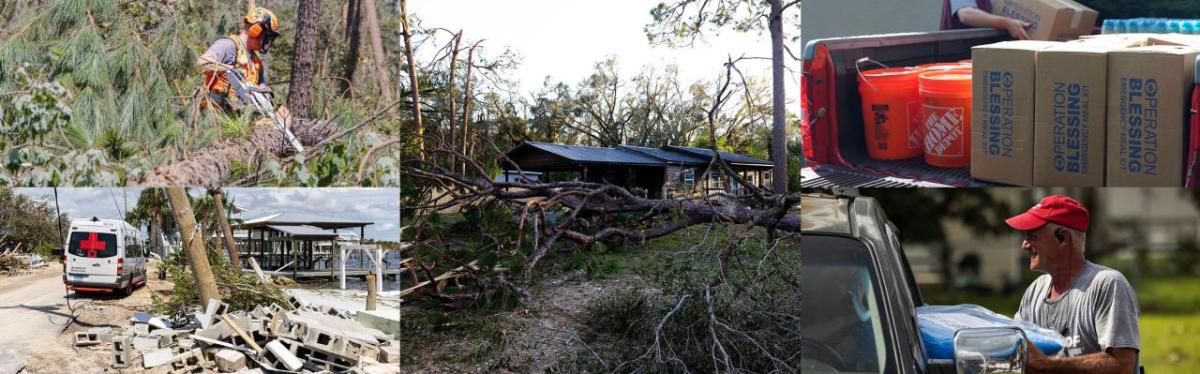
(1014, 261), (1140, 357)
(202, 38), (239, 66)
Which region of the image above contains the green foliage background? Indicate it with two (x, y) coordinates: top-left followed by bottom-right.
(0, 0), (400, 186)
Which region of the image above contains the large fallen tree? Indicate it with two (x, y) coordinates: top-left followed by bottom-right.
(131, 102), (398, 187)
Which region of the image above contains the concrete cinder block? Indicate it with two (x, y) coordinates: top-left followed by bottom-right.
(378, 343), (400, 363)
(177, 339), (195, 351)
(265, 340), (304, 371)
(134, 336), (162, 351)
(149, 329), (177, 347)
(143, 348), (175, 368)
(205, 299), (229, 317)
(196, 321), (233, 340)
(303, 326), (349, 356)
(113, 335), (134, 352)
(346, 339), (380, 361)
(213, 348), (247, 372)
(112, 348), (131, 368)
(74, 331), (101, 347)
(87, 327), (116, 342)
(133, 323), (151, 336)
(355, 308), (400, 340)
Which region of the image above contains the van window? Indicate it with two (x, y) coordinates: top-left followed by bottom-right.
(127, 237), (143, 258)
(68, 232), (119, 258)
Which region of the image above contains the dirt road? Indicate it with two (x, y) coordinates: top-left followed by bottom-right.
(0, 263), (166, 373)
(0, 266), (73, 374)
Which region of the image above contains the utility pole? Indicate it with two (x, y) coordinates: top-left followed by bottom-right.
(167, 187), (221, 306)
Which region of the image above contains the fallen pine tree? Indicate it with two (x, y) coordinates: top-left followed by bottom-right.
(132, 100), (399, 187)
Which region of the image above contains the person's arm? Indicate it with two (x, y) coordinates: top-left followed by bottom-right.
(1027, 344), (1138, 374)
(196, 39), (237, 73)
(957, 7), (1032, 40)
(196, 54), (234, 73)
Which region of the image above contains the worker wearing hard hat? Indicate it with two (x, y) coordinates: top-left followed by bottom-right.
(941, 0), (1032, 40)
(196, 7), (281, 111)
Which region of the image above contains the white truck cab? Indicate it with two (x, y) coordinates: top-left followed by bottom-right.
(63, 217), (148, 295)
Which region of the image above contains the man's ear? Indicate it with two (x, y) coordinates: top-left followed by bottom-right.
(1055, 229), (1067, 244)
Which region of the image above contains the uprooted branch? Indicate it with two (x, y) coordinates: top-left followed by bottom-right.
(402, 139), (799, 304)
(133, 100), (399, 187)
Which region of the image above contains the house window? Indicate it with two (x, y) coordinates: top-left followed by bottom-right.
(682, 169), (695, 189)
(708, 170), (724, 191)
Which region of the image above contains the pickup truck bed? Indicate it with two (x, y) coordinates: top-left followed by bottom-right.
(802, 29), (1010, 187)
(802, 28), (1200, 188)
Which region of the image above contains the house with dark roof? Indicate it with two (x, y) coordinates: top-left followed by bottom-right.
(502, 141), (773, 198)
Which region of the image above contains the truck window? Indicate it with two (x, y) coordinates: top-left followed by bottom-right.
(68, 232), (118, 258)
(802, 235), (889, 373)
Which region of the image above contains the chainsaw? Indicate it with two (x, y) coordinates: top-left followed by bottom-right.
(224, 70), (305, 153)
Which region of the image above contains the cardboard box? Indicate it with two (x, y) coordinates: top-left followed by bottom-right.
(992, 0), (1098, 41)
(1147, 33), (1200, 48)
(970, 40), (1061, 185)
(1105, 45), (1199, 186)
(1032, 43), (1124, 186)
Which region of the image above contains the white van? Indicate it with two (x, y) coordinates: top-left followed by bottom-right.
(63, 217), (148, 295)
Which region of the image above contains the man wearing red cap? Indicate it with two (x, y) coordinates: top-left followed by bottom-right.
(1006, 195), (1139, 373)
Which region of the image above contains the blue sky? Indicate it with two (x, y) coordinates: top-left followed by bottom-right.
(14, 188), (400, 241)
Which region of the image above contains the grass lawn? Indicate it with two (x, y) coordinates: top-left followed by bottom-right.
(1141, 313), (1200, 373)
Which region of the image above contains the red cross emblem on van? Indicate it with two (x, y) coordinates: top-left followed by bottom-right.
(80, 232), (106, 258)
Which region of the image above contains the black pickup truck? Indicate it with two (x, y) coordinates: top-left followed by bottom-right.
(802, 192), (1042, 374)
(799, 28), (1200, 188)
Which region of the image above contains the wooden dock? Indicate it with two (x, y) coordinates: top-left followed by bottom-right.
(247, 268), (405, 279)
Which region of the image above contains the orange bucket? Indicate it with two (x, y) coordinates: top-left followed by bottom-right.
(919, 62), (972, 73)
(857, 67), (923, 160)
(918, 69), (973, 168)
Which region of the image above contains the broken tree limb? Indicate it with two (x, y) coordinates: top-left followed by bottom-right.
(133, 117), (334, 188)
(220, 313), (264, 355)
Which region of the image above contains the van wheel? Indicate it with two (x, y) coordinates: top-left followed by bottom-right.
(123, 280), (134, 296)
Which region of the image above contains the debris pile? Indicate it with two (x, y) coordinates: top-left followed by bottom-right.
(74, 297), (400, 373)
(1, 253), (48, 274)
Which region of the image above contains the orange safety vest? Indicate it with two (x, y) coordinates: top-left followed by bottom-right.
(202, 35), (263, 109)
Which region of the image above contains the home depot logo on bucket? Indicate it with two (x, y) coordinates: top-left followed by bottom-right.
(924, 105), (965, 157)
(908, 101), (923, 149)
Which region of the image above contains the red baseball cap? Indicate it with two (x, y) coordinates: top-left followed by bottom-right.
(1005, 195), (1090, 232)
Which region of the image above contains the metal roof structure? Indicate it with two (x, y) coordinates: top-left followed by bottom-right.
(664, 145), (774, 167)
(265, 225), (340, 239)
(616, 145), (707, 165)
(505, 141), (773, 170)
(241, 212), (373, 230)
(512, 141), (665, 166)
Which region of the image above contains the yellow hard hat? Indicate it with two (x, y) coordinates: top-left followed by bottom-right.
(245, 7), (280, 38)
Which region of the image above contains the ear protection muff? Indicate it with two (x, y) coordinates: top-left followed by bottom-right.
(245, 8), (278, 41)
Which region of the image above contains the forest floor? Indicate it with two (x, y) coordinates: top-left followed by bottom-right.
(400, 224), (800, 373)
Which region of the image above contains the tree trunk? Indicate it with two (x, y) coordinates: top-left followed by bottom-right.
(132, 117), (335, 187)
(446, 32), (462, 166)
(167, 187), (221, 306)
(210, 189), (241, 268)
(400, 0), (424, 159)
(151, 214), (166, 279)
(460, 42), (479, 174)
(768, 0), (788, 194)
(286, 0), (321, 117)
(361, 0), (394, 103)
(340, 0), (363, 98)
